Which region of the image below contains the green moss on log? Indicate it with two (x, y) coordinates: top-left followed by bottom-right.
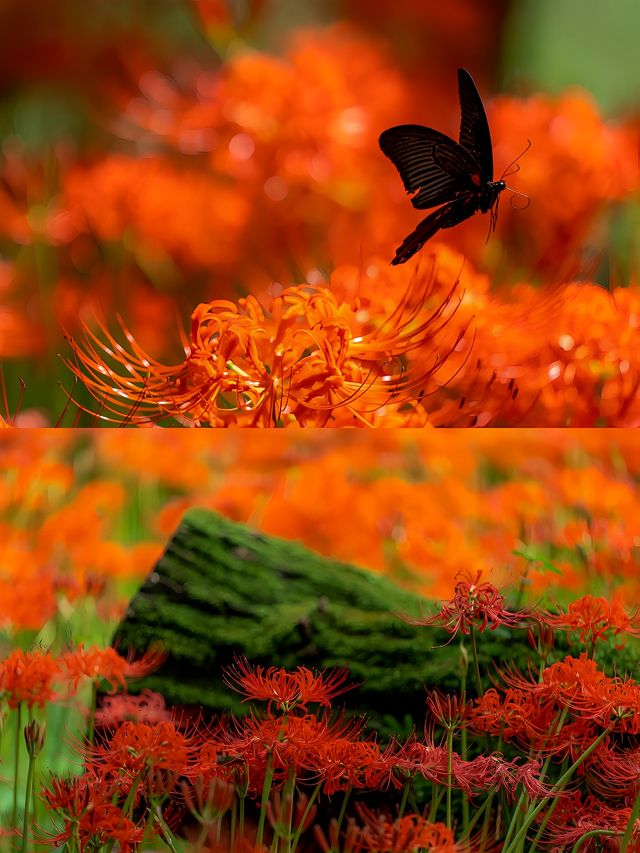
(114, 508), (640, 738)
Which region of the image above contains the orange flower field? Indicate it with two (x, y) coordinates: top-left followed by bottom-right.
(2, 429), (640, 636)
(0, 0), (638, 426)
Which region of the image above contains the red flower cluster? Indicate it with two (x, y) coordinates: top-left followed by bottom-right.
(43, 773), (146, 853)
(224, 657), (351, 712)
(32, 642), (640, 852)
(406, 570), (534, 636)
(0, 645), (164, 709)
(545, 593), (640, 648)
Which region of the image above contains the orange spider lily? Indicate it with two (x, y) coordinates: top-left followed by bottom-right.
(63, 270), (468, 427)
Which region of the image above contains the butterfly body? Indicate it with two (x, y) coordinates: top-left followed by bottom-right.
(379, 69), (505, 265)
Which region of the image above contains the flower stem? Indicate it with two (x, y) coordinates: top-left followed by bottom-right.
(620, 782), (640, 851)
(87, 681), (98, 745)
(446, 726), (454, 830)
(239, 791), (246, 842)
(20, 749), (36, 853)
(256, 751), (275, 849)
(504, 725), (613, 853)
(428, 783), (445, 822)
(572, 829), (618, 852)
(291, 783), (321, 853)
(284, 767), (296, 853)
(469, 626), (483, 697)
(230, 795), (237, 853)
(398, 780), (411, 819)
(153, 805), (179, 852)
(457, 787), (496, 843)
(527, 758), (567, 852)
(502, 788), (526, 850)
(333, 786), (352, 846)
(12, 703), (22, 831)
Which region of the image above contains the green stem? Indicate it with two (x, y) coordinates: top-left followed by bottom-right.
(460, 727), (469, 833)
(458, 642), (470, 835)
(20, 750), (36, 853)
(291, 783), (321, 853)
(240, 790), (246, 842)
(445, 727), (454, 831)
(284, 768), (296, 853)
(527, 758), (567, 853)
(332, 786), (352, 847)
(479, 733), (503, 849)
(87, 681), (98, 745)
(122, 775), (142, 819)
(153, 805), (179, 852)
(408, 789), (420, 815)
(12, 704), (22, 831)
(428, 783), (445, 822)
(469, 627), (483, 697)
(502, 788), (526, 850)
(504, 726), (613, 853)
(256, 752), (274, 849)
(620, 782), (640, 851)
(230, 795), (237, 853)
(571, 829), (618, 852)
(457, 788), (496, 843)
(398, 780), (411, 820)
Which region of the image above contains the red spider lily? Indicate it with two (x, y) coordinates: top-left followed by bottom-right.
(456, 754), (560, 802)
(60, 644), (166, 693)
(504, 654), (640, 729)
(0, 648), (59, 709)
(41, 771), (146, 852)
(543, 593), (640, 647)
(94, 689), (172, 727)
(223, 656), (352, 712)
(405, 570), (534, 636)
(353, 804), (458, 853)
(540, 791), (636, 851)
(83, 719), (200, 798)
(190, 739), (227, 779)
(466, 687), (524, 737)
(467, 687), (556, 744)
(426, 691), (469, 731)
(221, 711), (365, 790)
(395, 738), (450, 787)
(585, 739), (640, 801)
(310, 738), (403, 795)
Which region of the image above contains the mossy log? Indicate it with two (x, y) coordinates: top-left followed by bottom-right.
(114, 508), (639, 738)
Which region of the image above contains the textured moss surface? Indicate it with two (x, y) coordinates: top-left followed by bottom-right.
(114, 508), (640, 738)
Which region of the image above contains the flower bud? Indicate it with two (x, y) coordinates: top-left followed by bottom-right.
(24, 719), (46, 758)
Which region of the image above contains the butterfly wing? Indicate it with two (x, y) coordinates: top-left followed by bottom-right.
(379, 124), (480, 210)
(391, 196), (479, 265)
(457, 68), (493, 182)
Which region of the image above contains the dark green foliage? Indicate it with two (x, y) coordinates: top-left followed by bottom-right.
(114, 508), (640, 739)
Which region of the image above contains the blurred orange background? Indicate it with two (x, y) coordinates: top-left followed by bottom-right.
(0, 0), (638, 425)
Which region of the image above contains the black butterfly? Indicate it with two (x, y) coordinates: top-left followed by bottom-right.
(379, 68), (506, 265)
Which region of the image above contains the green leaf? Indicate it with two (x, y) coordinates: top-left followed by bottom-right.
(513, 548), (563, 575)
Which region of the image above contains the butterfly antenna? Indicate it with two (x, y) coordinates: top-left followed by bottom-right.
(505, 186), (531, 210)
(500, 139), (531, 180)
